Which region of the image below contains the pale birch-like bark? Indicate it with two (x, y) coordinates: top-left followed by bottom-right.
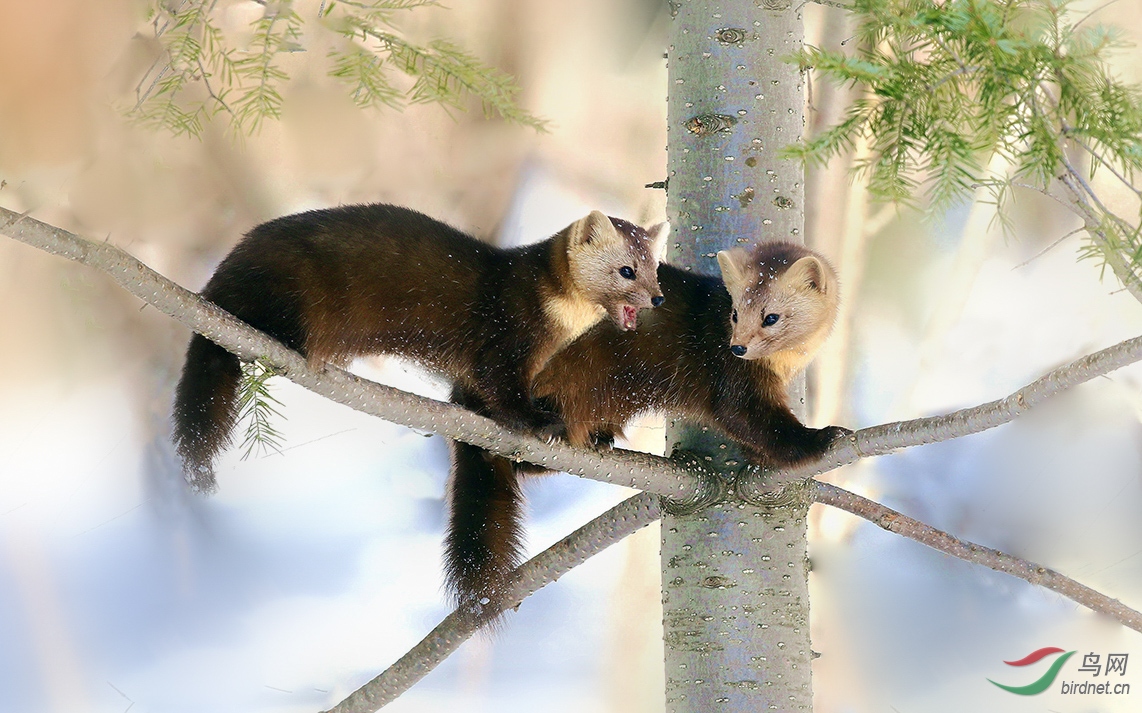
(662, 1), (813, 710)
(329, 478), (1142, 711)
(7, 207), (1140, 505)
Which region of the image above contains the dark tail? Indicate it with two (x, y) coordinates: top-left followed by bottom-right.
(444, 440), (526, 611)
(172, 334), (243, 493)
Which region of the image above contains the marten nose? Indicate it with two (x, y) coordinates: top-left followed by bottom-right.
(730, 345), (747, 357)
(651, 295), (665, 307)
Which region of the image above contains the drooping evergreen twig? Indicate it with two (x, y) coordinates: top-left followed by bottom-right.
(5, 205), (1142, 515)
(236, 358), (286, 459)
(7, 208), (1142, 604)
(0, 206), (710, 501)
(326, 8), (545, 129)
(788, 0), (1142, 298)
(5, 208), (1142, 707)
(129, 0), (544, 136)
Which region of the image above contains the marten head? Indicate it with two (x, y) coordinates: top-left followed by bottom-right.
(562, 211), (668, 332)
(716, 242), (839, 368)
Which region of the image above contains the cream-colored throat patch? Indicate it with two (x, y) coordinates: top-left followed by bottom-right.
(766, 323), (833, 384)
(544, 291), (606, 341)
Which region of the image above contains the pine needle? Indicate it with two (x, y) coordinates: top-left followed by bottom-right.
(237, 358), (286, 460)
(788, 0), (1142, 287)
(127, 0), (545, 137)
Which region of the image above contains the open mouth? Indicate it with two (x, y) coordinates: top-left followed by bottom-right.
(620, 305), (638, 331)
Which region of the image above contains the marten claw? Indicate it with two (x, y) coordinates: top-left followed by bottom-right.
(534, 416), (568, 445)
(794, 425), (853, 461)
(589, 430), (615, 451)
(761, 424), (854, 466)
(817, 425), (853, 448)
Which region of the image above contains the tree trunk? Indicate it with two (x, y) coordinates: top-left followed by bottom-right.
(661, 1), (813, 711)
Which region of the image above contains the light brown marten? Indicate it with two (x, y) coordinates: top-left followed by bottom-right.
(173, 204), (669, 492)
(445, 241), (848, 608)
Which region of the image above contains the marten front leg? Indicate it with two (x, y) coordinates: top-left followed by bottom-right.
(713, 390), (849, 466)
(535, 393), (618, 452)
(472, 350), (566, 441)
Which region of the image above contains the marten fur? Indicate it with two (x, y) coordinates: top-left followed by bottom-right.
(444, 242), (847, 608)
(173, 204), (668, 492)
(716, 240), (840, 378)
(537, 241), (845, 461)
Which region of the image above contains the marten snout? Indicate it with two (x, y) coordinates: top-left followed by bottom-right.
(730, 344), (747, 357)
(652, 295), (665, 307)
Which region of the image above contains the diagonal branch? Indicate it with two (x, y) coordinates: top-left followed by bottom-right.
(1006, 171), (1142, 304)
(6, 209), (1142, 707)
(323, 492), (662, 713)
(812, 481), (1142, 632)
(0, 206), (711, 502)
(1054, 166), (1142, 305)
(326, 480), (1142, 713)
(6, 206), (1142, 506)
(740, 330), (1142, 497)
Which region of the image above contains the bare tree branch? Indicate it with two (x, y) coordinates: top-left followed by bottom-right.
(327, 479), (1142, 713)
(812, 481), (1142, 632)
(323, 492), (662, 713)
(740, 330), (1142, 497)
(1006, 172), (1142, 304)
(6, 209), (1142, 708)
(6, 205), (1142, 505)
(0, 206), (713, 502)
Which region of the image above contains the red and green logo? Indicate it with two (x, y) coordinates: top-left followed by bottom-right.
(989, 647), (1076, 695)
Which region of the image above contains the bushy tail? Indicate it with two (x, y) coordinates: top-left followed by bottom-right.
(444, 440), (526, 612)
(172, 334), (243, 493)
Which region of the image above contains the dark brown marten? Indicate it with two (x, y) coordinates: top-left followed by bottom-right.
(173, 204), (668, 492)
(445, 242), (848, 609)
(536, 245), (845, 458)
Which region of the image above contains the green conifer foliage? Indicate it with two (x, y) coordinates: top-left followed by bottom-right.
(789, 0), (1142, 287)
(129, 0), (544, 137)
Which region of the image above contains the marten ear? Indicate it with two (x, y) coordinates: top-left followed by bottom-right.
(717, 248), (750, 297)
(646, 221), (671, 261)
(786, 255), (828, 293)
(569, 210), (618, 248)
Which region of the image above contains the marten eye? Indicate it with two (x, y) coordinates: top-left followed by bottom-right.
(731, 309), (738, 323)
(619, 266), (636, 280)
(762, 313), (779, 327)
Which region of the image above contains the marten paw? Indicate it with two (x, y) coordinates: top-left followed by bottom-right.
(531, 412), (568, 445)
(766, 425), (853, 465)
(810, 425), (853, 454)
(589, 430), (615, 451)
